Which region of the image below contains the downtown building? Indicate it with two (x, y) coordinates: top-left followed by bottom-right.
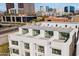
(8, 22), (79, 56)
(36, 6), (64, 16)
(64, 6), (75, 13)
(6, 3), (35, 16)
(6, 3), (14, 13)
(0, 3), (36, 23)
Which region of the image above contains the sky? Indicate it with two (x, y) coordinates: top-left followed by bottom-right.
(0, 3), (79, 12)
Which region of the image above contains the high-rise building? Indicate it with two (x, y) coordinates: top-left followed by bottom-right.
(18, 3), (24, 8)
(64, 6), (68, 12)
(18, 3), (35, 16)
(70, 6), (75, 13)
(46, 6), (49, 12)
(6, 3), (35, 16)
(6, 3), (14, 13)
(64, 6), (75, 13)
(40, 6), (44, 11)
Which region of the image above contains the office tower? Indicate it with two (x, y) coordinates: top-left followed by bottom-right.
(18, 3), (35, 16)
(46, 6), (49, 12)
(70, 6), (75, 13)
(6, 3), (35, 16)
(6, 3), (14, 13)
(64, 6), (75, 13)
(18, 3), (24, 8)
(40, 6), (44, 11)
(64, 6), (68, 12)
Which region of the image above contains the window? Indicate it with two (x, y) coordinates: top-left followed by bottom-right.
(59, 32), (70, 42)
(56, 24), (58, 27)
(16, 17), (21, 22)
(45, 31), (53, 38)
(65, 25), (67, 27)
(52, 48), (61, 55)
(25, 52), (30, 56)
(24, 43), (30, 49)
(12, 41), (18, 45)
(48, 20), (51, 21)
(3, 16), (5, 21)
(12, 17), (15, 22)
(75, 25), (77, 28)
(22, 28), (29, 34)
(23, 17), (27, 22)
(38, 46), (44, 53)
(32, 29), (40, 36)
(35, 53), (37, 56)
(48, 24), (49, 26)
(12, 49), (19, 54)
(59, 26), (61, 28)
(6, 17), (11, 22)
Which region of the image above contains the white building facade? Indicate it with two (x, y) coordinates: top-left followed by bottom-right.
(8, 22), (79, 56)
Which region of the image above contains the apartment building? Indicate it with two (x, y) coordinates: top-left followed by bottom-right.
(8, 22), (79, 56)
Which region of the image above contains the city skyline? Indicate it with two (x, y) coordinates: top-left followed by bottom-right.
(1, 2), (79, 56)
(0, 3), (79, 12)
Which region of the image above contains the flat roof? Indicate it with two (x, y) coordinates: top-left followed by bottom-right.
(43, 21), (79, 24)
(21, 24), (73, 33)
(4, 15), (36, 17)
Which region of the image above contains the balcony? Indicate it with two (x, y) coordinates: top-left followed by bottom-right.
(59, 32), (70, 42)
(22, 28), (29, 34)
(45, 31), (53, 38)
(32, 29), (40, 36)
